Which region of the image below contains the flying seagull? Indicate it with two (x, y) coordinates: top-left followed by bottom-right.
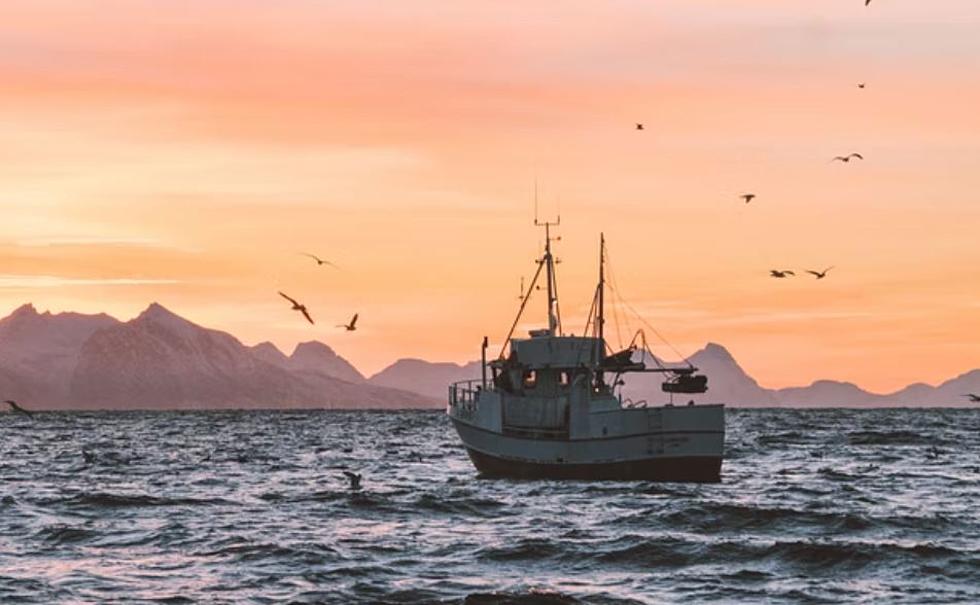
(741, 194), (756, 204)
(832, 153), (864, 163)
(770, 270), (795, 278)
(806, 266), (835, 280)
(635, 123), (644, 130)
(278, 291), (314, 325)
(337, 313), (358, 331)
(963, 394), (980, 403)
(865, 0), (871, 6)
(342, 470), (362, 491)
(301, 253), (339, 269)
(4, 400), (32, 417)
(858, 83), (866, 89)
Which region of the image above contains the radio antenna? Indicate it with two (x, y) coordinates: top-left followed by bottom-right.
(533, 183), (560, 335)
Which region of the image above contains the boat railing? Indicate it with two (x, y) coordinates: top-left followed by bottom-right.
(449, 379), (492, 407)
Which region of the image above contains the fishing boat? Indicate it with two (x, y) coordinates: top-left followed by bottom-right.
(447, 220), (724, 482)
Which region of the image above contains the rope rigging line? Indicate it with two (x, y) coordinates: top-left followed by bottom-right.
(603, 244), (695, 368)
(583, 284), (599, 338)
(551, 256), (563, 335)
(497, 256), (546, 359)
(609, 281), (625, 350)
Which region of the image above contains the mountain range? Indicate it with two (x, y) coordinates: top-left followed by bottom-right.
(0, 303), (434, 410)
(616, 343), (978, 408)
(0, 303), (976, 410)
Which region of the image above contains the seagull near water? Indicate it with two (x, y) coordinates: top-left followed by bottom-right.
(342, 471), (362, 491)
(278, 291), (314, 325)
(963, 394), (980, 403)
(770, 270), (795, 279)
(301, 253), (339, 269)
(832, 153), (864, 163)
(806, 267), (835, 280)
(337, 313), (359, 331)
(4, 399), (32, 417)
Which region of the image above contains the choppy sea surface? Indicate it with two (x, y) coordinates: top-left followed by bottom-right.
(1, 408), (979, 604)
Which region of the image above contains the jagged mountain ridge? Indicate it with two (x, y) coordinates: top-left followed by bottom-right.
(0, 303), (434, 410)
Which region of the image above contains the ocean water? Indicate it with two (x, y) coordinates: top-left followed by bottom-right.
(1, 408), (978, 604)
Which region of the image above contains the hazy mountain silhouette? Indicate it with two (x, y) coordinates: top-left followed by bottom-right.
(619, 343), (977, 407)
(0, 304), (119, 402)
(0, 304), (976, 408)
(288, 341), (365, 383)
(369, 359), (482, 400)
(250, 341), (290, 366)
(775, 380), (881, 407)
(250, 340), (364, 384)
(0, 303), (434, 410)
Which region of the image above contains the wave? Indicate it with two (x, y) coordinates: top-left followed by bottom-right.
(463, 591), (582, 605)
(35, 524), (96, 545)
(761, 540), (961, 570)
(756, 431), (808, 446)
(200, 541), (341, 565)
(411, 493), (511, 517)
(478, 538), (564, 562)
(657, 502), (876, 533)
(502, 531), (972, 573)
(46, 492), (234, 509)
(846, 430), (939, 446)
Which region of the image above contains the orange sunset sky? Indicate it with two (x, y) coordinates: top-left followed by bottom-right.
(1, 1), (978, 392)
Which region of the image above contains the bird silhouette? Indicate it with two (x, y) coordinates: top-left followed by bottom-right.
(963, 394), (980, 403)
(741, 194), (756, 204)
(278, 291), (314, 325)
(4, 399), (32, 417)
(806, 267), (835, 280)
(635, 123), (644, 130)
(337, 313), (358, 331)
(770, 270), (795, 278)
(301, 253), (339, 269)
(342, 470), (362, 490)
(865, 0), (871, 6)
(858, 83), (866, 89)
(832, 153), (864, 163)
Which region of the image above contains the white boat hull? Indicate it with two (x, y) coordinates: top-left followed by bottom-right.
(449, 399), (725, 482)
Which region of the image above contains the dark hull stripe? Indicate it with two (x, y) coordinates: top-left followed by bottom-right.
(450, 417), (723, 443)
(465, 447), (723, 483)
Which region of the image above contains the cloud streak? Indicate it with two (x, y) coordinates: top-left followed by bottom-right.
(0, 275), (181, 289)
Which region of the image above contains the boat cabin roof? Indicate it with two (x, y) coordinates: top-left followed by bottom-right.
(507, 334), (604, 370)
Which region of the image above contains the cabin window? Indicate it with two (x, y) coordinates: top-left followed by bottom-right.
(559, 371), (570, 387)
(523, 370), (537, 389)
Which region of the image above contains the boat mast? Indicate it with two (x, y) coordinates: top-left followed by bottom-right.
(598, 233), (605, 346)
(535, 215), (560, 336)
